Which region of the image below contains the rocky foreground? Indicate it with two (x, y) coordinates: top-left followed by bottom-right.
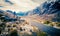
(0, 19), (49, 36)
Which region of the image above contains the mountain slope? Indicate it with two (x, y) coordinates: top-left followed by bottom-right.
(0, 10), (17, 21)
(41, 0), (60, 22)
(28, 0), (60, 22)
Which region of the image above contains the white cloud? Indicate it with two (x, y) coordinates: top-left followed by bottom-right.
(0, 0), (47, 13)
(32, 0), (47, 4)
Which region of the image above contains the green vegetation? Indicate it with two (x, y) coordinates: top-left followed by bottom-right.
(44, 21), (51, 24)
(13, 24), (17, 27)
(9, 30), (18, 36)
(43, 20), (60, 27)
(37, 30), (50, 36)
(19, 30), (49, 36)
(56, 23), (60, 27)
(50, 24), (54, 27)
(57, 24), (60, 27)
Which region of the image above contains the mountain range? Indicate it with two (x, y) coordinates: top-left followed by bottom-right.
(28, 0), (60, 22)
(0, 9), (17, 21)
(0, 0), (60, 22)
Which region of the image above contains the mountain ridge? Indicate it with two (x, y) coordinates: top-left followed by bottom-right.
(28, 0), (60, 22)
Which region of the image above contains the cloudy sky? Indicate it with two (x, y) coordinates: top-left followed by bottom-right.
(0, 0), (47, 13)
